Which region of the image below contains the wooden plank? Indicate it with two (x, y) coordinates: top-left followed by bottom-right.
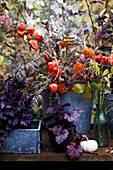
(0, 149), (113, 162)
(0, 128), (113, 161)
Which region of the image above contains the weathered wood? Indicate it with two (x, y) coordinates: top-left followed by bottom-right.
(0, 128), (113, 161)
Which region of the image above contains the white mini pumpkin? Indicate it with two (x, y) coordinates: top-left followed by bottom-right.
(80, 140), (98, 153)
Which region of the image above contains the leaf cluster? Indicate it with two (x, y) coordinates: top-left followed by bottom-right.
(44, 103), (84, 160)
(0, 76), (34, 146)
(94, 14), (113, 49)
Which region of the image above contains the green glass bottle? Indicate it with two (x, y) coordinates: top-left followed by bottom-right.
(94, 104), (109, 147)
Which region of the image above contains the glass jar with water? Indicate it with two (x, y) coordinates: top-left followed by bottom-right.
(94, 104), (109, 147)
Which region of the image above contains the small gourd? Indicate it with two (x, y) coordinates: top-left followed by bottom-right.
(81, 140), (98, 153)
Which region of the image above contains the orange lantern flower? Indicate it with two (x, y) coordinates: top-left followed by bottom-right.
(17, 31), (25, 38)
(17, 23), (26, 31)
(53, 67), (62, 78)
(26, 34), (32, 41)
(101, 56), (108, 64)
(49, 84), (58, 93)
(95, 55), (102, 64)
(44, 53), (52, 63)
(27, 27), (35, 35)
(30, 40), (39, 52)
(35, 34), (43, 42)
(109, 54), (113, 65)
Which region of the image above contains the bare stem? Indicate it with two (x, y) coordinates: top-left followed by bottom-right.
(85, 0), (96, 35)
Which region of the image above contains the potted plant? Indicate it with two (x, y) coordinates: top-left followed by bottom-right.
(9, 1), (112, 137)
(0, 0), (113, 159)
(44, 102), (84, 160)
(20, 30), (96, 135)
(0, 76), (41, 153)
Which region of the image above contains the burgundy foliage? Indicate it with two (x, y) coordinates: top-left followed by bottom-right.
(66, 142), (83, 160)
(0, 76), (34, 146)
(55, 129), (69, 144)
(64, 109), (84, 123)
(45, 103), (84, 160)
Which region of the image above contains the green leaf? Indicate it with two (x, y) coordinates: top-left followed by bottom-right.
(84, 86), (92, 100)
(109, 73), (113, 79)
(33, 2), (41, 10)
(0, 56), (4, 65)
(96, 65), (100, 75)
(37, 74), (47, 81)
(111, 66), (113, 73)
(102, 69), (109, 76)
(105, 149), (110, 153)
(88, 81), (91, 89)
(101, 76), (108, 83)
(91, 83), (101, 91)
(42, 0), (46, 3)
(0, 66), (6, 77)
(89, 41), (94, 46)
(6, 2), (13, 10)
(71, 84), (85, 93)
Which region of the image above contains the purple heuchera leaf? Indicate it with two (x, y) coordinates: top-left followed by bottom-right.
(52, 125), (62, 135)
(0, 76), (33, 147)
(20, 120), (27, 126)
(55, 129), (69, 144)
(6, 105), (12, 109)
(57, 103), (70, 110)
(66, 142), (83, 160)
(12, 118), (18, 126)
(64, 109), (80, 123)
(8, 118), (18, 126)
(1, 102), (5, 109)
(45, 107), (56, 114)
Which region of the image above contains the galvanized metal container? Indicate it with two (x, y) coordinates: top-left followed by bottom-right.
(42, 90), (94, 135)
(0, 119), (41, 153)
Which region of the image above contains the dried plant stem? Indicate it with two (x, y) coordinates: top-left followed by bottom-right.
(85, 0), (96, 35)
(39, 108), (45, 123)
(82, 28), (85, 50)
(0, 0), (26, 23)
(70, 123), (75, 142)
(0, 3), (22, 23)
(11, 0), (27, 24)
(102, 0), (109, 45)
(98, 36), (112, 51)
(104, 0), (109, 15)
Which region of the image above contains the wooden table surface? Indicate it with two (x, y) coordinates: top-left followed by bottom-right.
(0, 128), (113, 162)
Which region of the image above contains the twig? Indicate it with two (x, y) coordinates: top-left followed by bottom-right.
(39, 108), (45, 124)
(102, 0), (109, 45)
(0, 3), (22, 23)
(11, 0), (27, 24)
(85, 0), (96, 35)
(97, 36), (112, 51)
(14, 60), (24, 78)
(104, 0), (109, 15)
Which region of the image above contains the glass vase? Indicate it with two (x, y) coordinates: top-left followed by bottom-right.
(94, 104), (109, 147)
